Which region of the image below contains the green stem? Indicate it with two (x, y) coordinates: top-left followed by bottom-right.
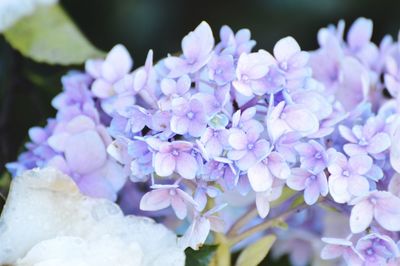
(228, 202), (309, 246)
(227, 205), (258, 237)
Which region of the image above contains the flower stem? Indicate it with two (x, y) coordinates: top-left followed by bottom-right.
(227, 204), (258, 237)
(228, 202), (309, 246)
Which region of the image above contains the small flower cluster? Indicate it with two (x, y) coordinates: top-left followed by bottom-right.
(8, 18), (400, 265)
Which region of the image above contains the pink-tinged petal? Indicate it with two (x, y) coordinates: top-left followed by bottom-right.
(171, 195), (188, 219)
(255, 192), (271, 218)
(177, 188), (198, 206)
(160, 78), (177, 95)
(367, 132), (391, 154)
(77, 174), (116, 201)
(176, 152), (198, 179)
(171, 141), (193, 151)
(252, 139), (270, 159)
(232, 80), (253, 96)
(47, 133), (69, 152)
(286, 168), (308, 191)
(347, 18), (373, 49)
(273, 36), (301, 62)
(349, 154), (372, 175)
(208, 216), (225, 232)
(85, 59), (103, 78)
(339, 125), (358, 143)
(180, 217), (211, 250)
(248, 162), (274, 192)
(96, 159), (126, 191)
(227, 149), (247, 161)
(343, 143), (366, 156)
(182, 21), (214, 61)
(66, 115), (96, 133)
(188, 120), (207, 138)
(348, 175), (369, 197)
(294, 142), (315, 157)
(268, 152), (291, 180)
(236, 153), (257, 171)
(304, 182), (320, 205)
(388, 174), (400, 197)
(374, 193), (400, 231)
(317, 173), (329, 197)
(64, 131), (107, 175)
(154, 152), (176, 177)
(283, 105), (319, 135)
(329, 176), (351, 203)
(140, 189), (171, 211)
(133, 68), (147, 92)
(92, 79), (114, 98)
(350, 200), (374, 233)
(47, 155), (70, 174)
(320, 245), (345, 260)
(385, 74), (400, 97)
(228, 130), (248, 150)
(170, 115), (189, 135)
(391, 125), (400, 173)
(102, 44), (132, 81)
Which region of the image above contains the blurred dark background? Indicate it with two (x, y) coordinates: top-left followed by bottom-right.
(1, 0), (400, 264)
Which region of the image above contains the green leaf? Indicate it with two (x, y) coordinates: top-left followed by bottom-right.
(3, 4), (105, 65)
(235, 235), (276, 266)
(209, 234), (231, 266)
(185, 245), (218, 266)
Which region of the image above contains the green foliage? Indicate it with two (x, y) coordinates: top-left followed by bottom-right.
(235, 235), (276, 266)
(185, 244), (218, 266)
(3, 4), (105, 65)
(210, 234), (230, 266)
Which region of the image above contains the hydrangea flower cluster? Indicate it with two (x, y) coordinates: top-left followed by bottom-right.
(8, 18), (400, 265)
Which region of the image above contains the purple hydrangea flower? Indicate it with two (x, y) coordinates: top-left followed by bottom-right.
(355, 233), (400, 265)
(247, 149), (290, 192)
(140, 184), (197, 219)
(227, 127), (269, 171)
(164, 21), (214, 78)
(287, 168), (328, 205)
(328, 152), (372, 203)
(232, 49), (275, 96)
(153, 140), (198, 179)
(349, 190), (400, 233)
(339, 117), (391, 158)
(170, 98), (207, 137)
(321, 237), (363, 265)
(295, 140), (328, 173)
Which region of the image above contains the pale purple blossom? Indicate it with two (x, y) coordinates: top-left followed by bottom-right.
(227, 128), (270, 171)
(339, 117), (391, 158)
(287, 168), (328, 205)
(328, 152), (372, 203)
(355, 233), (400, 265)
(153, 140), (198, 179)
(295, 140), (328, 173)
(349, 191), (400, 233)
(232, 49), (275, 96)
(247, 150), (290, 192)
(164, 21), (214, 78)
(140, 184), (197, 219)
(170, 98), (207, 137)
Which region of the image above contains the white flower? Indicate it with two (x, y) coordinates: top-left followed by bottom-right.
(0, 0), (58, 32)
(0, 168), (185, 266)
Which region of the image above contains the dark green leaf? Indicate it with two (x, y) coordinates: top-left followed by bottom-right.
(185, 244), (218, 266)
